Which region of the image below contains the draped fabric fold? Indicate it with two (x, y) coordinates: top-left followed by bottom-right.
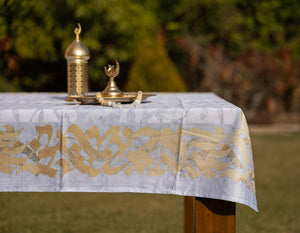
(0, 93), (257, 212)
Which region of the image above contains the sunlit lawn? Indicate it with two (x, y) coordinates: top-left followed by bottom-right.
(0, 192), (183, 233)
(237, 132), (300, 233)
(0, 133), (299, 233)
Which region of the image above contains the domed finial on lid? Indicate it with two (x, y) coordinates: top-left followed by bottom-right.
(65, 23), (90, 60)
(74, 23), (81, 40)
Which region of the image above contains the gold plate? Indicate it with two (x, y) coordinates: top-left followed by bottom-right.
(67, 93), (156, 105)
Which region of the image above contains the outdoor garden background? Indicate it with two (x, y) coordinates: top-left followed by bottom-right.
(0, 0), (300, 232)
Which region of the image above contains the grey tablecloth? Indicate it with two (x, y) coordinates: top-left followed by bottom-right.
(0, 93), (257, 211)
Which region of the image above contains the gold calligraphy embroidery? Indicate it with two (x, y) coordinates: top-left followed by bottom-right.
(0, 112), (255, 193)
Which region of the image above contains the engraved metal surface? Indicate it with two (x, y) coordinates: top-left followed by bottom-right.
(67, 61), (88, 96)
(67, 93), (156, 104)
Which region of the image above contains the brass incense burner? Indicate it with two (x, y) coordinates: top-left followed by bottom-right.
(65, 23), (90, 101)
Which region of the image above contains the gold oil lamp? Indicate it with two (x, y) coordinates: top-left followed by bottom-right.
(65, 23), (90, 101)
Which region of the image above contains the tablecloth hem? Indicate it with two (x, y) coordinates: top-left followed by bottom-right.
(0, 186), (258, 212)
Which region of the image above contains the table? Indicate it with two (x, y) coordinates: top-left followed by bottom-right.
(0, 93), (257, 232)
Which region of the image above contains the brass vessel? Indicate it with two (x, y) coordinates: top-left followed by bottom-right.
(65, 23), (90, 100)
(102, 60), (123, 97)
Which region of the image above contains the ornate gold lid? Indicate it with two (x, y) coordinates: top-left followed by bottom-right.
(102, 60), (123, 97)
(65, 23), (90, 60)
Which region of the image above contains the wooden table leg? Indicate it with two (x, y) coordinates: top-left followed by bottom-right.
(184, 196), (195, 233)
(184, 197), (236, 233)
(195, 197), (236, 233)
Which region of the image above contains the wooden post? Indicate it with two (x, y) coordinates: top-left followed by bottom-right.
(184, 197), (236, 233)
(184, 196), (195, 233)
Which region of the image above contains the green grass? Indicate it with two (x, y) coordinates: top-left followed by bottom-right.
(237, 133), (300, 233)
(0, 133), (299, 233)
(0, 193), (183, 233)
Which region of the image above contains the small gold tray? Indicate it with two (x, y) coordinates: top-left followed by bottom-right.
(67, 93), (156, 105)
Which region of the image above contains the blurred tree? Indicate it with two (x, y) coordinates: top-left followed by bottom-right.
(125, 33), (186, 92)
(237, 0), (300, 56)
(170, 0), (300, 58)
(163, 0), (300, 120)
(0, 0), (160, 91)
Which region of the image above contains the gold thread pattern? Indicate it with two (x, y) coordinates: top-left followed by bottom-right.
(0, 113), (255, 193)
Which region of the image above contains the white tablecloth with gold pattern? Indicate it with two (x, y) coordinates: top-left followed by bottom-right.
(0, 93), (257, 211)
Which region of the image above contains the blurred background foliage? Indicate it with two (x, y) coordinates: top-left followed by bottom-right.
(1, 0), (300, 122)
